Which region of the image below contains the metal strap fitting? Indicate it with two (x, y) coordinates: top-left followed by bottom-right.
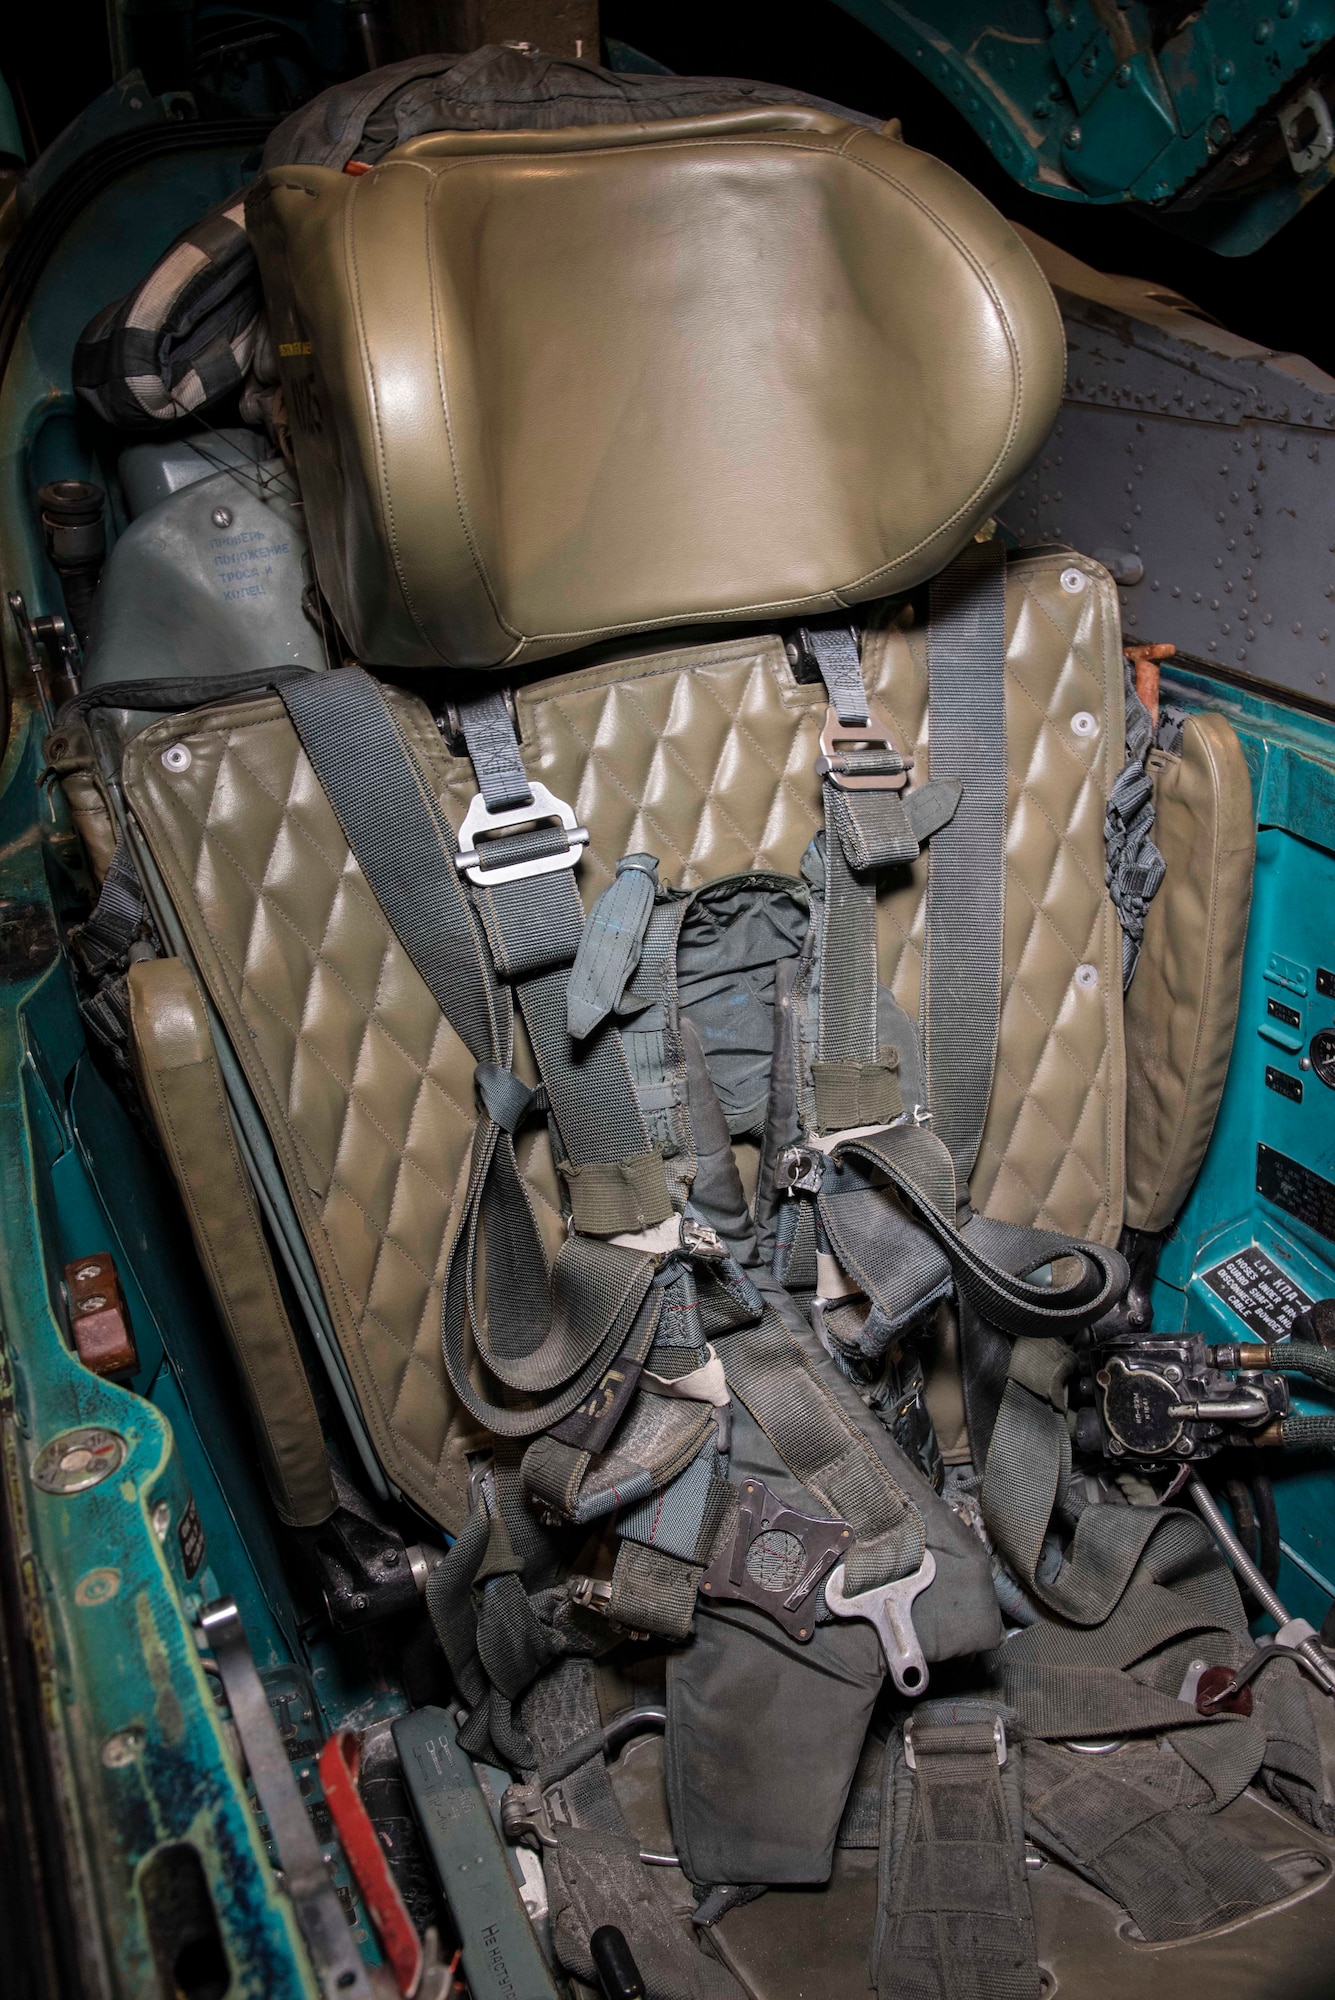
(565, 1574), (650, 1641)
(776, 1144), (827, 1195)
(455, 781), (590, 885)
(815, 700), (913, 791)
(699, 1478), (853, 1642)
(903, 1712), (1007, 1771)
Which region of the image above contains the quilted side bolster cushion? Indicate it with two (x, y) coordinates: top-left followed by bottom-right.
(863, 550), (1128, 1248)
(1123, 713), (1255, 1235)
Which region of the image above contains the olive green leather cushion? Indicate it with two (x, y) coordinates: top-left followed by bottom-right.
(1124, 712), (1254, 1234)
(247, 108), (1064, 670)
(123, 552), (1120, 1531)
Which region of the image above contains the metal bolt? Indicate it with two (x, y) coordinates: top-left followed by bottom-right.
(75, 1567), (122, 1607)
(161, 743), (192, 773)
(102, 1726), (146, 1768)
(211, 506), (233, 530)
(382, 1548), (400, 1566)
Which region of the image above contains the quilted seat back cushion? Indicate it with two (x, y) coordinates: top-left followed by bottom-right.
(247, 108), (1063, 670)
(124, 550), (1123, 1530)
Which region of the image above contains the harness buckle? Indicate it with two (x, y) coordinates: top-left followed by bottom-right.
(699, 1478), (852, 1642)
(776, 1144), (827, 1195)
(565, 1574), (650, 1642)
(815, 700), (913, 792)
(903, 1713), (1007, 1771)
(455, 781), (590, 885)
(680, 1216), (726, 1260)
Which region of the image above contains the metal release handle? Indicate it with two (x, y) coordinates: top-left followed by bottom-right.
(823, 1549), (936, 1695)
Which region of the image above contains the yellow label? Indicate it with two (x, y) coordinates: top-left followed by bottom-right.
(278, 340), (313, 358)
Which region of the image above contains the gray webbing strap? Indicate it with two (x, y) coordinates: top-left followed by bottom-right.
(875, 1701), (1035, 2000)
(804, 629), (961, 1133)
(809, 628), (912, 1085)
(527, 1659), (747, 2000)
(923, 540), (1008, 1191)
(71, 836), (147, 975)
(805, 625), (868, 723)
(458, 691), (533, 810)
(566, 855), (658, 1041)
(815, 1127), (1127, 1340)
(452, 696), (671, 1223)
(981, 1336), (1248, 1632)
(714, 1303), (926, 1592)
(1022, 1738), (1283, 1942)
(277, 670), (656, 1436)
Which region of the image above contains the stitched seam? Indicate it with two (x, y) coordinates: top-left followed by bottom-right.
(615, 673), (795, 869)
(347, 171), (442, 656)
(198, 901), (476, 1215)
(165, 769), (480, 1129)
(424, 176), (518, 642)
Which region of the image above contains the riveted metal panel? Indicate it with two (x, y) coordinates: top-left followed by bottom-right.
(1000, 269), (1335, 709)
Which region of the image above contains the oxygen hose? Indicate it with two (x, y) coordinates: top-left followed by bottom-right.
(1219, 1341), (1335, 1450)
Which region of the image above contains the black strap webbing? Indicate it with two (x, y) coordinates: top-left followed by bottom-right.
(875, 1701), (1035, 2000)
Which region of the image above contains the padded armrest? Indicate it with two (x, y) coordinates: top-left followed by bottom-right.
(1123, 711), (1254, 1234)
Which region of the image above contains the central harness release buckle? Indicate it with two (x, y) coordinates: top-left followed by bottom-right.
(816, 699), (913, 792)
(455, 781), (590, 886)
(699, 1478), (852, 1642)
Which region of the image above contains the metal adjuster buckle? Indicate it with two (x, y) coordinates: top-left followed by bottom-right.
(565, 1575), (650, 1641)
(815, 700), (913, 792)
(455, 781), (590, 886)
(903, 1713), (1007, 1771)
(776, 1144), (827, 1195)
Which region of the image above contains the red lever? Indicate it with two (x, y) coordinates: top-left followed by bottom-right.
(319, 1727), (424, 1996)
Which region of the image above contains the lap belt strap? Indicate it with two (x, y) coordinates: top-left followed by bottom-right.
(811, 1126), (1127, 1340)
(874, 1700), (1035, 2000)
(1022, 1736), (1283, 1942)
(714, 1301), (926, 1593)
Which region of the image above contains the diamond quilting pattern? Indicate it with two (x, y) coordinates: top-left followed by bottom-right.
(125, 555), (1123, 1527)
(863, 551), (1124, 1241)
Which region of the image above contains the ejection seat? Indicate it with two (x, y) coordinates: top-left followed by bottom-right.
(98, 102), (1327, 2000)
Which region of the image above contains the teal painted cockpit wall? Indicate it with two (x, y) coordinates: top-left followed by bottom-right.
(1154, 666), (1335, 1631)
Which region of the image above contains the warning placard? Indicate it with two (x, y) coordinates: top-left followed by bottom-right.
(1202, 1246), (1315, 1342)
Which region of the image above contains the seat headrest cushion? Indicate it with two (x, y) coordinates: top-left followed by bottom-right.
(249, 108), (1064, 669)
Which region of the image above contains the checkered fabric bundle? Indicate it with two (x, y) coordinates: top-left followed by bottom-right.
(71, 46), (869, 432)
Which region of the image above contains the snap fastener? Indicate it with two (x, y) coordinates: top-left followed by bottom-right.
(161, 743), (192, 772)
(1071, 710), (1098, 738)
(1075, 963), (1099, 990)
(1060, 567), (1086, 594)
